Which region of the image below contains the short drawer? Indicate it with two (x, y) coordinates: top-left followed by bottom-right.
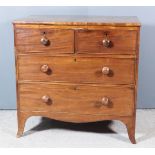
(75, 29), (137, 54)
(19, 83), (134, 116)
(18, 55), (135, 85)
(15, 28), (74, 54)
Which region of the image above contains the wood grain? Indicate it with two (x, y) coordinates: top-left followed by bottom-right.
(16, 110), (136, 143)
(13, 15), (141, 26)
(13, 16), (141, 144)
(75, 29), (137, 53)
(18, 83), (134, 116)
(14, 24), (139, 31)
(17, 55), (135, 84)
(15, 28), (74, 53)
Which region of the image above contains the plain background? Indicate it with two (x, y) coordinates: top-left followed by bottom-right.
(0, 6), (154, 109)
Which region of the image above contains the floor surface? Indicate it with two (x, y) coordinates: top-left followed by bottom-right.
(0, 110), (155, 147)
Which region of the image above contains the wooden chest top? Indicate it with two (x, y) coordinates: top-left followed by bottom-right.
(13, 15), (141, 26)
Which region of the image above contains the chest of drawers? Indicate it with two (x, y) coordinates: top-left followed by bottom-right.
(13, 16), (140, 144)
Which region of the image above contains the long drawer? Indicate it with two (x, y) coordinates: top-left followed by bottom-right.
(18, 83), (134, 116)
(17, 55), (135, 84)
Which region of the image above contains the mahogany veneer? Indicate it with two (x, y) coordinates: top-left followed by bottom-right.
(13, 16), (141, 144)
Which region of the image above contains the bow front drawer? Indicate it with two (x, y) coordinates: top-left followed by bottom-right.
(19, 83), (134, 116)
(15, 28), (74, 54)
(17, 55), (135, 84)
(75, 29), (137, 54)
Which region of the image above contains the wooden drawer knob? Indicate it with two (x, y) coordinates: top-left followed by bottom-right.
(40, 36), (50, 46)
(40, 64), (50, 73)
(102, 67), (110, 75)
(101, 97), (110, 106)
(102, 39), (111, 48)
(42, 95), (51, 103)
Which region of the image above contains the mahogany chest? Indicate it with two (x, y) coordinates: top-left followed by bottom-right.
(13, 16), (141, 143)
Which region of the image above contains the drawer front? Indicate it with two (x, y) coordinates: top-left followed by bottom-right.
(15, 28), (74, 53)
(75, 30), (137, 54)
(18, 55), (135, 84)
(19, 83), (134, 116)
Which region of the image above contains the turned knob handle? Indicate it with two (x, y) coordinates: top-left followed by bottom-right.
(102, 67), (110, 75)
(102, 39), (111, 48)
(40, 36), (50, 46)
(40, 64), (49, 73)
(101, 97), (110, 106)
(42, 95), (51, 103)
